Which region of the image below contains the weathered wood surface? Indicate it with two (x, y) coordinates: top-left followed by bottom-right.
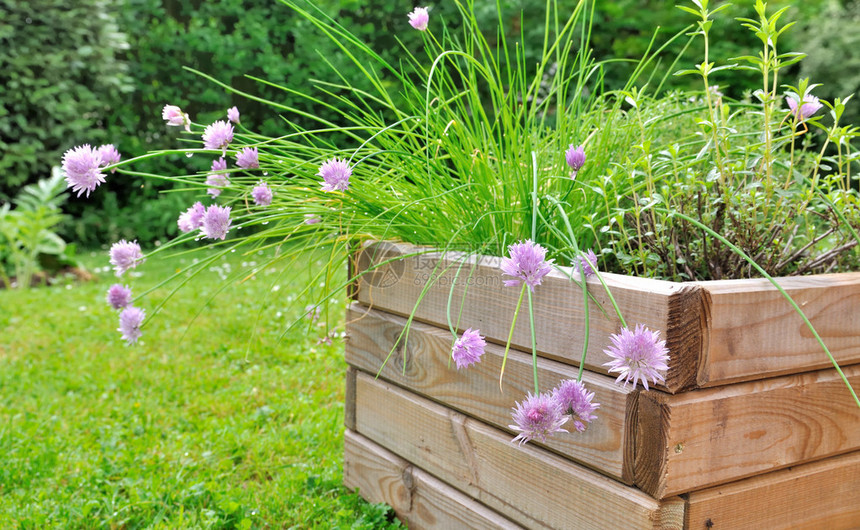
(344, 365), (357, 431)
(345, 304), (635, 482)
(353, 242), (860, 391)
(352, 371), (685, 529)
(696, 273), (860, 386)
(685, 451), (860, 529)
(636, 364), (860, 498)
(353, 242), (704, 393)
(344, 430), (523, 530)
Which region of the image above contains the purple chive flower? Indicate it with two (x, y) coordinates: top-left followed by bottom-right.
(304, 214), (321, 225)
(552, 379), (600, 433)
(787, 93), (824, 122)
(578, 249), (598, 277)
(162, 104), (190, 132)
(201, 204), (232, 240)
(500, 240), (554, 292)
(565, 144), (586, 178)
(236, 147), (259, 169)
(227, 106), (240, 124)
(318, 158), (352, 192)
(451, 328), (486, 369)
(509, 392), (569, 446)
(106, 284), (132, 310)
(408, 7), (429, 31)
(206, 175), (228, 197)
(97, 144), (121, 173)
(251, 181), (272, 206)
(62, 144), (105, 198)
(109, 239), (144, 277)
(603, 324), (670, 391)
(202, 120), (234, 153)
(206, 157), (229, 198)
(177, 201), (206, 233)
(118, 306), (145, 345)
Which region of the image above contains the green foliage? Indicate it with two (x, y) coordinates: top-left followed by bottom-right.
(6, 0), (854, 250)
(588, 0), (827, 96)
(63, 0), (436, 246)
(97, 0), (860, 290)
(0, 168), (75, 289)
(0, 250), (402, 527)
(0, 0), (132, 197)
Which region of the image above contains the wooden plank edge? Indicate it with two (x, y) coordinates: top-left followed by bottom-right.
(344, 429), (525, 529)
(635, 390), (671, 499)
(344, 366), (357, 431)
(623, 389), (640, 484)
(665, 284), (708, 393)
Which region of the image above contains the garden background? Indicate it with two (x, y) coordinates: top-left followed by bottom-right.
(1, 0), (859, 527)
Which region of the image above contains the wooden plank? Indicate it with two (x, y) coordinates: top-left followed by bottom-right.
(353, 242), (704, 393)
(636, 365), (860, 498)
(353, 242), (860, 391)
(345, 304), (635, 483)
(697, 273), (860, 386)
(685, 451), (860, 529)
(353, 371), (685, 529)
(344, 430), (523, 530)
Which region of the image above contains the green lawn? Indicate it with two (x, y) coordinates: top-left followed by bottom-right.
(0, 248), (402, 529)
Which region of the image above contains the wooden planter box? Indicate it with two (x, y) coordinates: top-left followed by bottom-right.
(343, 242), (860, 529)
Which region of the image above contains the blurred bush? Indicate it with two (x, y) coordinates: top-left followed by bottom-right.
(799, 0), (860, 126)
(588, 0), (831, 97)
(0, 0), (132, 199)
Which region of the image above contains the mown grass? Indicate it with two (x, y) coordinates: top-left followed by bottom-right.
(0, 248), (403, 529)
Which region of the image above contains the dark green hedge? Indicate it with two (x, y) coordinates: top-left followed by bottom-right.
(0, 0), (132, 198)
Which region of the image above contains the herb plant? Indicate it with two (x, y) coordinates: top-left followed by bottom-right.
(60, 0), (860, 443)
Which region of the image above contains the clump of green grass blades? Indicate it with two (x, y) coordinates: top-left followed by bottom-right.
(0, 250), (403, 529)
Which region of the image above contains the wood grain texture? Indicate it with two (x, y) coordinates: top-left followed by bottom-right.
(345, 304), (635, 482)
(353, 371), (685, 529)
(344, 430), (523, 530)
(354, 242), (860, 391)
(685, 451), (860, 529)
(353, 242), (701, 393)
(344, 365), (357, 431)
(636, 365), (860, 498)
(634, 390), (671, 499)
(697, 273), (860, 386)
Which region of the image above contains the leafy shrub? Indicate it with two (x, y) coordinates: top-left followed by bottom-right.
(0, 0), (132, 198)
(0, 168), (76, 288)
